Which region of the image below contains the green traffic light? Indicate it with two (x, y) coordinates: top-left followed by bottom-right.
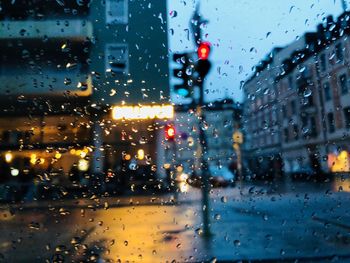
(177, 88), (189, 97)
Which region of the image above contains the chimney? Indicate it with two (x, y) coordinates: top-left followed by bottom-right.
(326, 15), (334, 26)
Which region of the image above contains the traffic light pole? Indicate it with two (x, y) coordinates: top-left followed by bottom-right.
(189, 6), (212, 237)
(197, 78), (211, 237)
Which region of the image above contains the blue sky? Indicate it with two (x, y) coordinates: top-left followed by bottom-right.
(167, 0), (344, 102)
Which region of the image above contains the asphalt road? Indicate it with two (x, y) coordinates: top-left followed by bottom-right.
(1, 179), (350, 262)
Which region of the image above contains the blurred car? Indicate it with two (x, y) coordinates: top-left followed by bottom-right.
(188, 166), (236, 188)
(209, 166), (236, 187)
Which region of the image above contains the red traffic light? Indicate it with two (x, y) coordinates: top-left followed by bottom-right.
(165, 125), (176, 141)
(197, 42), (211, 60)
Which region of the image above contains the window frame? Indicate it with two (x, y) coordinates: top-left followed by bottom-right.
(105, 43), (129, 75)
(339, 74), (348, 95)
(106, 0), (128, 25)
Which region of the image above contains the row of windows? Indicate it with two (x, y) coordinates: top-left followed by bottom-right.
(323, 73), (349, 101)
(249, 133), (279, 148)
(282, 108), (350, 144)
(327, 107), (350, 133)
(319, 42), (344, 72)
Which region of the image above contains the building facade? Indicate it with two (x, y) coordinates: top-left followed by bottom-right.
(243, 13), (350, 178)
(0, 0), (171, 197)
(166, 99), (241, 177)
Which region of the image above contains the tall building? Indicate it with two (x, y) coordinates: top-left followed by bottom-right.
(166, 99), (241, 176)
(243, 13), (350, 178)
(0, 0), (171, 196)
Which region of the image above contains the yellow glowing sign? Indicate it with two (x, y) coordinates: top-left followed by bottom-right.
(112, 105), (174, 120)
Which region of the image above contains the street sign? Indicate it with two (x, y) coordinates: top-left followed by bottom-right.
(233, 131), (243, 144)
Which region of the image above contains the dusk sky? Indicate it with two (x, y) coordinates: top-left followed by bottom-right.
(167, 0), (345, 103)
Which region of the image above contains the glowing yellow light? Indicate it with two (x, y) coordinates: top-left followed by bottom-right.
(70, 149), (76, 155)
(124, 154), (131, 161)
(11, 168), (19, 177)
(80, 151), (87, 158)
(55, 153), (62, 159)
(78, 159), (89, 171)
(112, 105), (174, 120)
(328, 151), (350, 173)
(179, 173), (188, 181)
(179, 182), (189, 193)
(5, 152), (13, 163)
(163, 163), (171, 169)
(30, 154), (37, 165)
(137, 149), (145, 160)
(176, 166), (183, 173)
(39, 158), (45, 164)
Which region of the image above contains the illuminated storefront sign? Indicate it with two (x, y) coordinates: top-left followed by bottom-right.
(112, 105), (174, 120)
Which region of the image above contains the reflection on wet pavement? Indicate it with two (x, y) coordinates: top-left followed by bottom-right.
(2, 178), (350, 261)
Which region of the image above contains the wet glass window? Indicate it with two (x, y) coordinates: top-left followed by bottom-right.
(2, 1), (350, 262)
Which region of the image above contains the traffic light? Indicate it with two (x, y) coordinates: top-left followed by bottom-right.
(197, 42), (211, 60)
(165, 125), (176, 141)
(196, 42), (212, 78)
(172, 53), (193, 98)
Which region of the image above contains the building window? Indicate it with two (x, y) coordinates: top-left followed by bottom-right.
(106, 0), (128, 24)
(335, 43), (344, 62)
(320, 53), (327, 72)
(323, 82), (332, 101)
(339, 74), (348, 95)
(293, 124), (299, 140)
(344, 107), (350, 129)
(105, 44), (128, 74)
(290, 100), (296, 115)
(288, 76), (294, 90)
(284, 128), (289, 143)
(327, 112), (335, 133)
(282, 105), (287, 118)
(310, 117), (318, 137)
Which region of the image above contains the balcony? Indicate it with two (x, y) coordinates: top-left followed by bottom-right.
(0, 20), (93, 41)
(0, 72), (92, 97)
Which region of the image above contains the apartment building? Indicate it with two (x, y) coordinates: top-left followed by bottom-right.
(243, 13), (350, 177)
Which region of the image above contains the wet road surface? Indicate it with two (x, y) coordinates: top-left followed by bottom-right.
(1, 179), (350, 262)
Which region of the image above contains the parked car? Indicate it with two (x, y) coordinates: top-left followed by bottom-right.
(209, 166), (236, 187)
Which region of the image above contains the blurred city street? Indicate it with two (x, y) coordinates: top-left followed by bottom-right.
(2, 177), (350, 262)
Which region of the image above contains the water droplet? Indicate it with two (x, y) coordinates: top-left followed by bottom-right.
(221, 196), (227, 203)
(214, 214), (221, 220)
(303, 89), (312, 97)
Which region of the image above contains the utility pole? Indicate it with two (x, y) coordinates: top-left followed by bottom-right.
(191, 6), (212, 237)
